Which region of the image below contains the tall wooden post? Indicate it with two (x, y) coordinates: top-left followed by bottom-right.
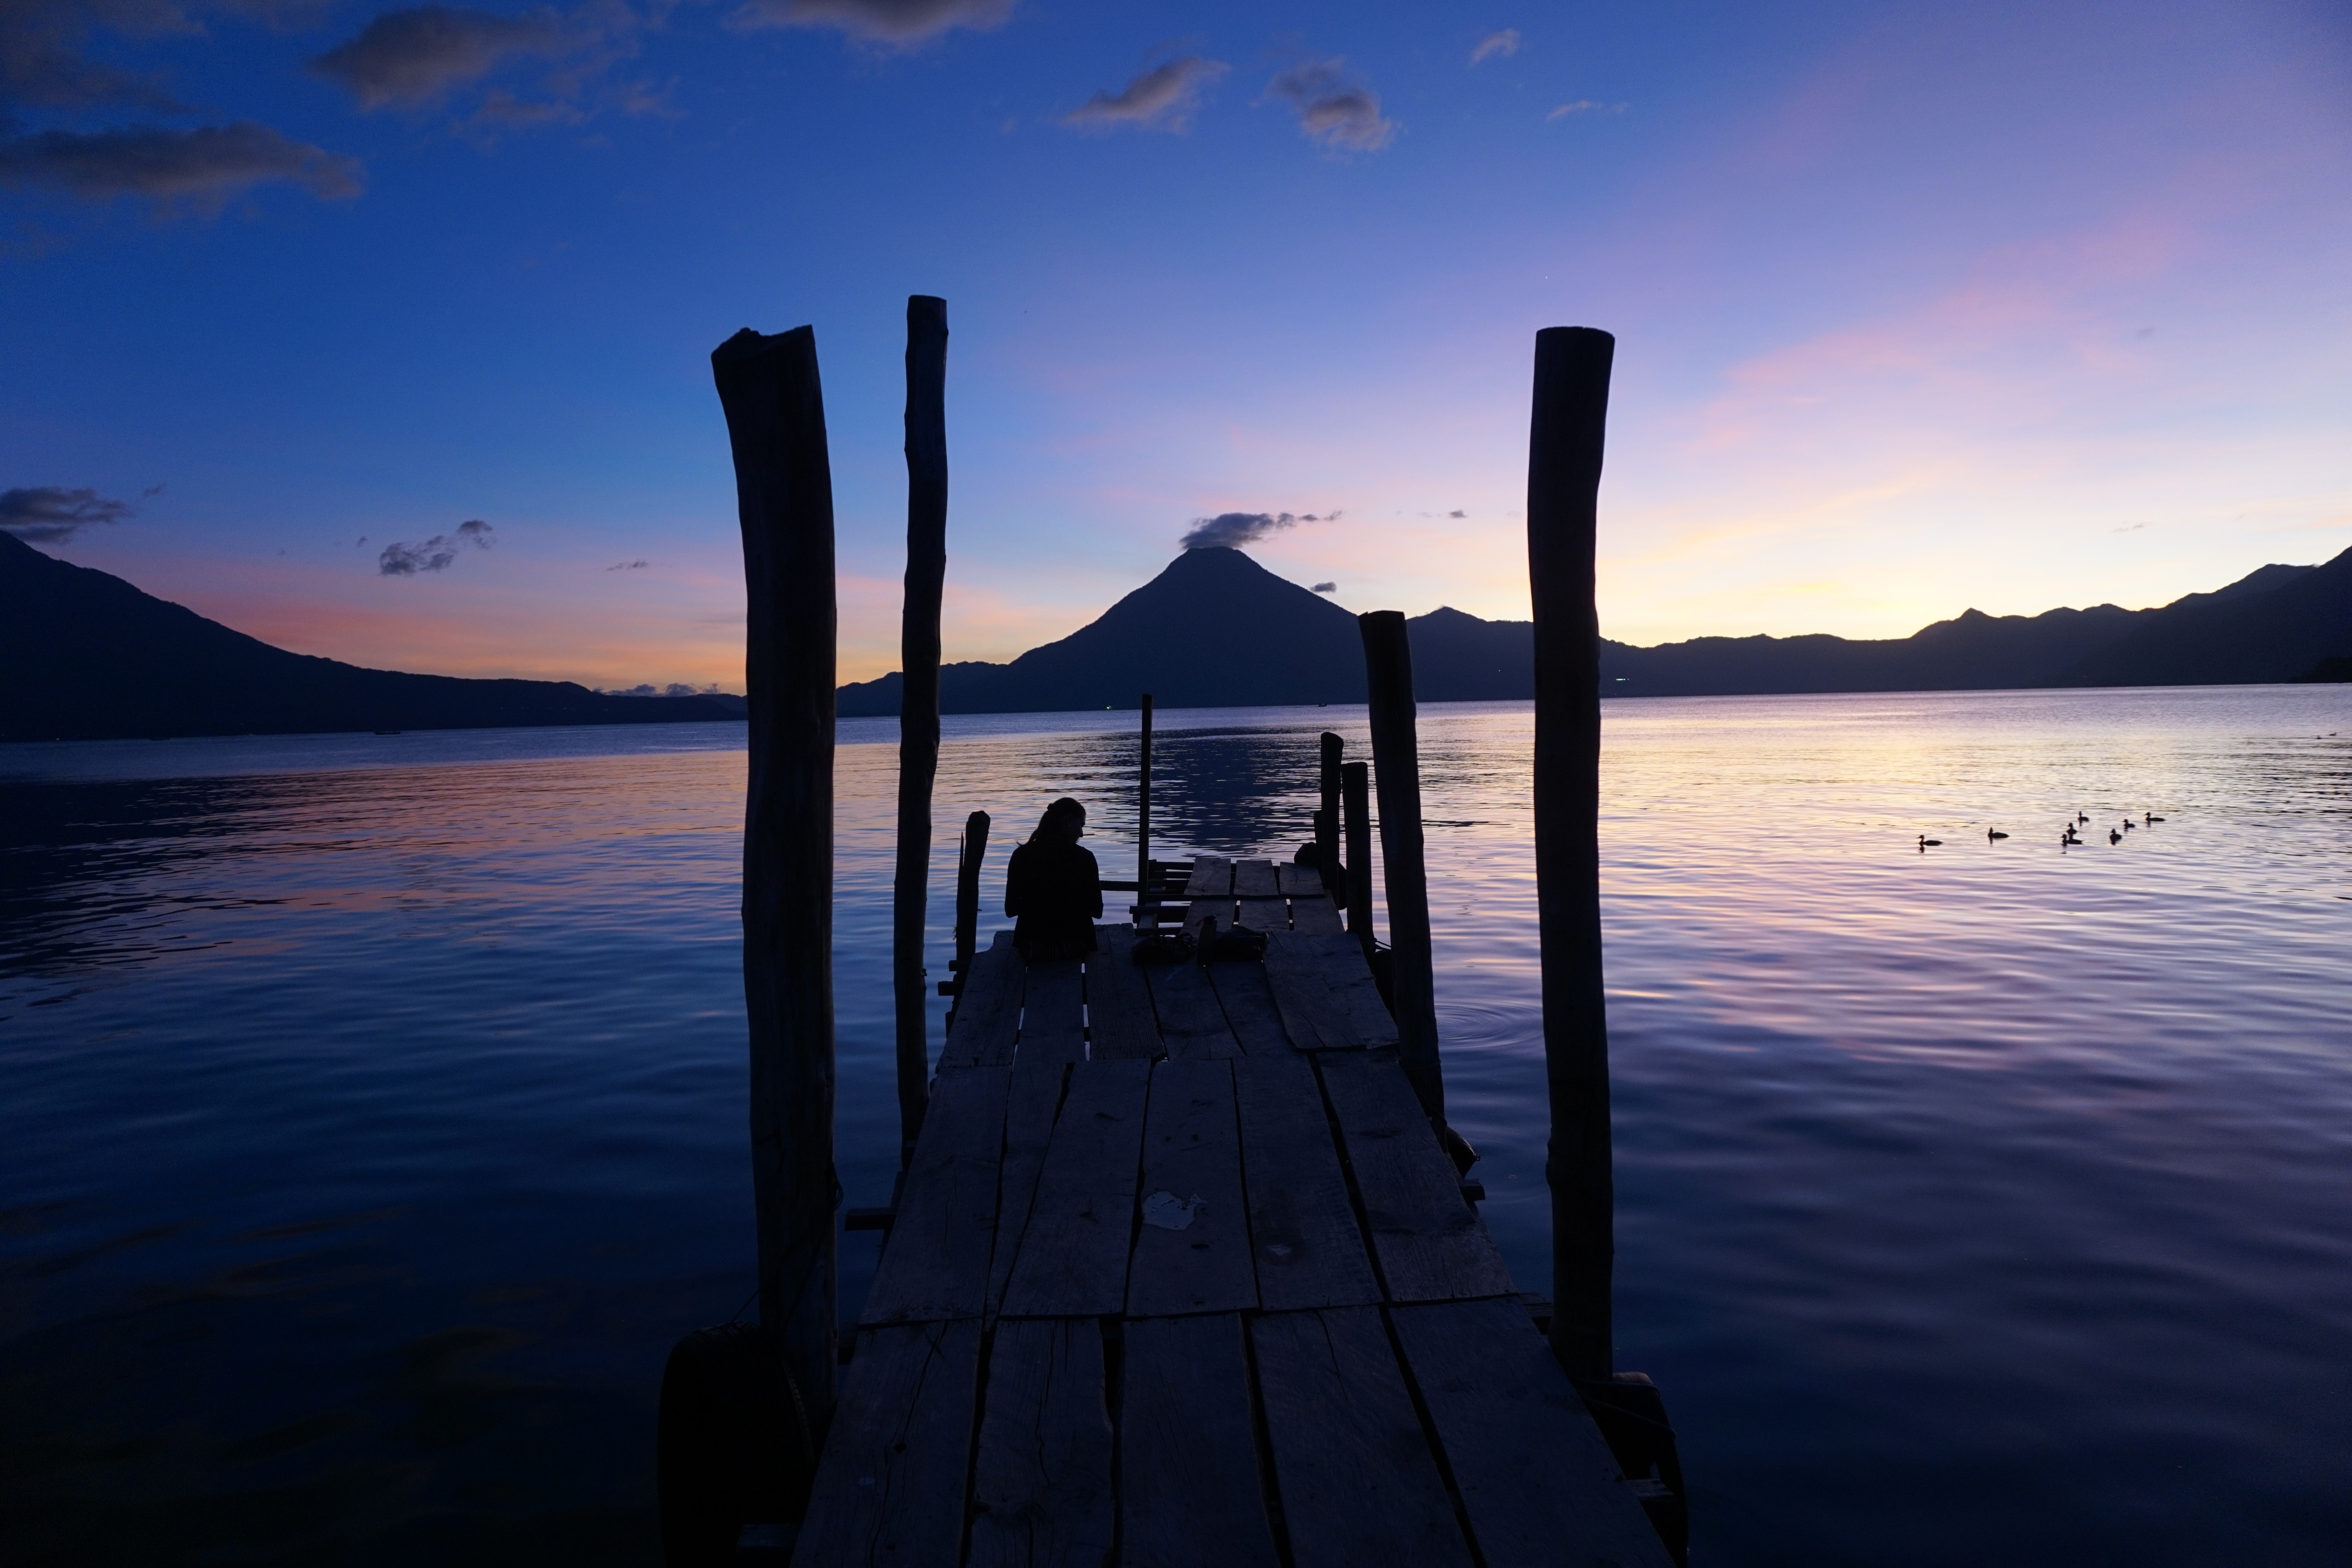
(1138, 692), (1155, 922)
(1528, 324), (1617, 1382)
(711, 324), (837, 1424)
(1358, 610), (1445, 1126)
(1342, 760), (1374, 956)
(950, 811), (990, 1014)
(892, 295), (948, 1164)
(1317, 731), (1343, 897)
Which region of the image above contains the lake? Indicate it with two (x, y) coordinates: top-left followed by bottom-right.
(3, 687), (2348, 1565)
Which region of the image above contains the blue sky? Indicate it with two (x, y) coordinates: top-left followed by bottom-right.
(4, 0), (2347, 689)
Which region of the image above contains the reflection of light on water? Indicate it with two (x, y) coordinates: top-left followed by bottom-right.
(2, 687), (2349, 1563)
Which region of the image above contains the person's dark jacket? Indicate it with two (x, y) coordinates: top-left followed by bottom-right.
(1005, 837), (1102, 960)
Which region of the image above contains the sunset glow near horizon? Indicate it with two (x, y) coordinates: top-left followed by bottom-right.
(4, 0), (2347, 691)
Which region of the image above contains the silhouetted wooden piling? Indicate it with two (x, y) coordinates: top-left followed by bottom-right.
(1528, 323), (1617, 1383)
(1137, 692), (1155, 915)
(891, 296), (949, 1163)
(1358, 610), (1445, 1127)
(711, 323), (838, 1423)
(1317, 731), (1343, 898)
(1342, 759), (1373, 955)
(950, 810), (989, 1013)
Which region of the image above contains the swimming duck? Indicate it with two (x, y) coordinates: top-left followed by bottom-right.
(1988, 829), (2009, 840)
(2078, 813), (2091, 824)
(2146, 813), (2164, 823)
(1918, 835), (1942, 849)
(2109, 828), (2122, 844)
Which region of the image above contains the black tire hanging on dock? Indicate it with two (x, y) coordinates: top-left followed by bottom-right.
(657, 1321), (816, 1566)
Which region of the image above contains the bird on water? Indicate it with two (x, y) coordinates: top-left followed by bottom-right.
(2109, 828), (2123, 844)
(1918, 835), (1943, 850)
(2146, 812), (2165, 823)
(2078, 812), (2091, 824)
(1988, 829), (2009, 840)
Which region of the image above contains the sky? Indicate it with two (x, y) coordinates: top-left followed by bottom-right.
(3, 0), (2348, 691)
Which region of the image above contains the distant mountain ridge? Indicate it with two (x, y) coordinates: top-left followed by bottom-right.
(841, 545), (2352, 714)
(0, 530), (737, 742)
(9, 531), (2348, 744)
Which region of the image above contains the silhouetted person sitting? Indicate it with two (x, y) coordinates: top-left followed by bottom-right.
(1005, 797), (1102, 962)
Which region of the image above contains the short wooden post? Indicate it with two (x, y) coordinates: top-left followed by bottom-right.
(1528, 323), (1617, 1383)
(951, 810), (990, 1012)
(711, 324), (837, 1424)
(1317, 731), (1343, 897)
(1137, 692), (1155, 926)
(1342, 760), (1374, 954)
(1358, 610), (1445, 1126)
(891, 294), (948, 1164)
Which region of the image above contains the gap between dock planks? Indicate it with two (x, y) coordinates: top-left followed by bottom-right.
(1127, 1057), (1256, 1317)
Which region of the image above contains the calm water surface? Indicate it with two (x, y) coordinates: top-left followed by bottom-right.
(4, 688), (2348, 1564)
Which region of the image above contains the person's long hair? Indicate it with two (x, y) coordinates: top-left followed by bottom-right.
(1027, 797), (1085, 845)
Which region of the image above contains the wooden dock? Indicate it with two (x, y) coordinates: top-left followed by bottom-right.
(793, 854), (1675, 1568)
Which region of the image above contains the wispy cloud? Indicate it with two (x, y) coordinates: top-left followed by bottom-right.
(379, 517), (494, 575)
(311, 5), (578, 109)
(607, 557), (648, 569)
(724, 0), (1012, 47)
(1546, 99), (1627, 120)
(1469, 29), (1517, 65)
(0, 0), (362, 210)
(1310, 581), (1337, 593)
(0, 122), (361, 201)
(0, 483), (154, 541)
(1062, 54), (1227, 134)
(1179, 508), (1338, 550)
(1264, 57), (1394, 152)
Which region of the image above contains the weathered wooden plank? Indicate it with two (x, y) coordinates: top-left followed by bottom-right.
(1185, 896), (1237, 939)
(1262, 930), (1396, 1052)
(1085, 924), (1164, 1062)
(1204, 963), (1293, 1056)
(1143, 960), (1241, 1061)
(1389, 1298), (1675, 1568)
(1019, 958), (1087, 1065)
(1234, 896), (1290, 935)
(1233, 1052), (1381, 1311)
(969, 1318), (1116, 1568)
(1120, 1315), (1281, 1568)
(1316, 1053), (1514, 1303)
(1232, 858), (1279, 897)
(1290, 896), (1345, 936)
(944, 930), (1025, 1069)
(1127, 1058), (1255, 1317)
(1181, 855), (1233, 897)
(985, 1053), (1068, 1318)
(999, 1059), (1151, 1317)
(861, 1065), (1010, 1325)
(1249, 1307), (1475, 1568)
(1276, 860), (1323, 897)
(794, 1319), (981, 1568)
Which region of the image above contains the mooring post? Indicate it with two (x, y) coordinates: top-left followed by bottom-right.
(1137, 692), (1155, 927)
(1528, 324), (1617, 1383)
(1342, 759), (1374, 956)
(1318, 731), (1343, 899)
(711, 324), (838, 1426)
(891, 295), (948, 1165)
(1359, 610), (1447, 1127)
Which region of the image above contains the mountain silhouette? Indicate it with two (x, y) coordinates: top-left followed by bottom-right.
(0, 530), (737, 742)
(14, 530), (2349, 743)
(844, 546), (2352, 713)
